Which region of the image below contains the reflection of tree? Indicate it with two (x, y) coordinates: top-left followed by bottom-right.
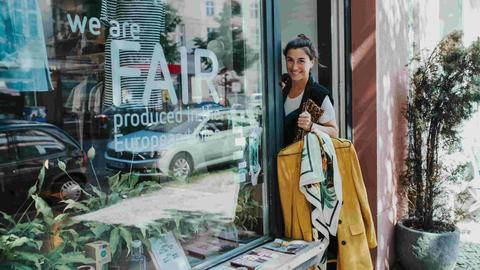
(193, 2), (257, 76)
(161, 4), (182, 64)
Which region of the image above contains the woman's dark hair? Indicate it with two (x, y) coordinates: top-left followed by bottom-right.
(282, 34), (318, 60)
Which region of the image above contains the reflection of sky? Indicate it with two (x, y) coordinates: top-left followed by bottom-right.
(75, 170), (240, 227)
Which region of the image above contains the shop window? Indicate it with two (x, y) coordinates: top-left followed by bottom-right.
(0, 0), (265, 269)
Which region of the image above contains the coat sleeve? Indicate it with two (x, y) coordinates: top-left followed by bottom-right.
(350, 145), (377, 249)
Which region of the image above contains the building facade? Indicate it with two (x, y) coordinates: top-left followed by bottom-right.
(1, 0), (479, 269)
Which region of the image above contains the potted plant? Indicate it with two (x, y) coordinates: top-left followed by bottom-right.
(396, 31), (480, 270)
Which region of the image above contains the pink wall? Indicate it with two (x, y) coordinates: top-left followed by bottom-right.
(352, 0), (411, 268)
(376, 0), (411, 268)
(351, 0), (378, 265)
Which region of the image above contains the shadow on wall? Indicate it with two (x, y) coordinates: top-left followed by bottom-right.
(376, 0), (410, 269)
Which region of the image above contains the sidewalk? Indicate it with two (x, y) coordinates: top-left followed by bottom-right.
(456, 220), (480, 270)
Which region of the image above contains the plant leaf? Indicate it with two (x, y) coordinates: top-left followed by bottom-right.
(58, 251), (95, 264)
(62, 200), (90, 213)
(32, 195), (53, 221)
(89, 184), (106, 202)
(28, 184), (37, 198)
(119, 226), (133, 255)
(0, 210), (16, 225)
(58, 160), (66, 172)
(38, 166), (45, 190)
(54, 266), (71, 270)
(109, 227), (120, 257)
(15, 251), (44, 269)
(9, 236), (30, 248)
(108, 172), (121, 192)
(34, 240), (43, 250)
(90, 223), (111, 238)
(53, 213), (69, 224)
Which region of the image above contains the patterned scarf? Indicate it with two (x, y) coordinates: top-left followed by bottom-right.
(299, 131), (342, 270)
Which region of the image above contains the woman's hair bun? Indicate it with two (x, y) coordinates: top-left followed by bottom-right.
(283, 33), (318, 60)
(297, 33), (310, 40)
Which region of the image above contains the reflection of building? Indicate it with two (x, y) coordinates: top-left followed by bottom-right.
(169, 0), (262, 99)
(0, 0), (53, 92)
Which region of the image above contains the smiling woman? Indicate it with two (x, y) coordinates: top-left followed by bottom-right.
(282, 34), (339, 146)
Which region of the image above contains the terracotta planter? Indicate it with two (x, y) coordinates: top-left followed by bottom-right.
(395, 219), (460, 270)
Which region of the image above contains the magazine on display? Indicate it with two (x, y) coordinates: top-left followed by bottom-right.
(229, 249), (279, 270)
(262, 239), (308, 254)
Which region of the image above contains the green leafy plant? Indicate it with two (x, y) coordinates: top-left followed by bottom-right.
(0, 164), (94, 270)
(235, 185), (261, 231)
(402, 31), (480, 232)
(1, 147), (231, 267)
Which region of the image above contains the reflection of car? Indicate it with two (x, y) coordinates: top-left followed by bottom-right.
(105, 109), (258, 179)
(0, 120), (87, 214)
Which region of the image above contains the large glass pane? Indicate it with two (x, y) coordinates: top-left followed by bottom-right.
(0, 0), (265, 269)
(14, 129), (66, 158)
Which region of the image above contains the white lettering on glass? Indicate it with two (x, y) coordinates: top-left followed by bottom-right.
(144, 43), (177, 105)
(67, 14), (88, 33)
(111, 40), (141, 106)
(195, 49), (220, 104)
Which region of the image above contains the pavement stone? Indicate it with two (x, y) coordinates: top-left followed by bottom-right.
(456, 241), (480, 270)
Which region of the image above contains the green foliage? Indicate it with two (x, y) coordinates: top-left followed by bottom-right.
(402, 31), (480, 231)
(0, 164), (94, 269)
(235, 185), (261, 231)
(1, 149), (231, 267)
(160, 3), (182, 64)
(193, 2), (258, 76)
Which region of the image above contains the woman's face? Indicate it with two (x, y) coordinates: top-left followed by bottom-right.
(285, 48), (314, 82)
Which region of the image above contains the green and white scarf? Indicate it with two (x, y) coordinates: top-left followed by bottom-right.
(300, 131), (342, 270)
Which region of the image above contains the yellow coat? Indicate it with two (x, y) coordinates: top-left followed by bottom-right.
(277, 138), (377, 270)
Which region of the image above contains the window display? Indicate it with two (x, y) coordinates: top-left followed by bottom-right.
(0, 0), (265, 269)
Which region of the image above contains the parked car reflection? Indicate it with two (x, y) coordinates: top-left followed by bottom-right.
(105, 109), (257, 180)
(0, 120), (87, 214)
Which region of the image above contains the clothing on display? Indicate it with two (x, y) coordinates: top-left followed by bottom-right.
(88, 82), (104, 114)
(247, 127), (262, 186)
(277, 137), (377, 270)
(0, 0), (53, 92)
(64, 78), (88, 113)
(101, 0), (166, 109)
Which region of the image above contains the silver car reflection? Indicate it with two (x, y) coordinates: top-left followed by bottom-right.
(105, 109), (258, 179)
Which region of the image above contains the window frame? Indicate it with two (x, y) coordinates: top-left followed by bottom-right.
(206, 1), (215, 16)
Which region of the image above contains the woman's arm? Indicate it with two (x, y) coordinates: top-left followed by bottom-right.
(311, 120), (339, 138)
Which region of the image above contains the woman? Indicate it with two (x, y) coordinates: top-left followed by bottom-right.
(282, 34), (338, 146)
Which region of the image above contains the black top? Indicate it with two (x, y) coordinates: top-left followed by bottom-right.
(282, 74), (332, 147)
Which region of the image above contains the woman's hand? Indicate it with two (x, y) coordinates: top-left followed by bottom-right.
(298, 111), (313, 131)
